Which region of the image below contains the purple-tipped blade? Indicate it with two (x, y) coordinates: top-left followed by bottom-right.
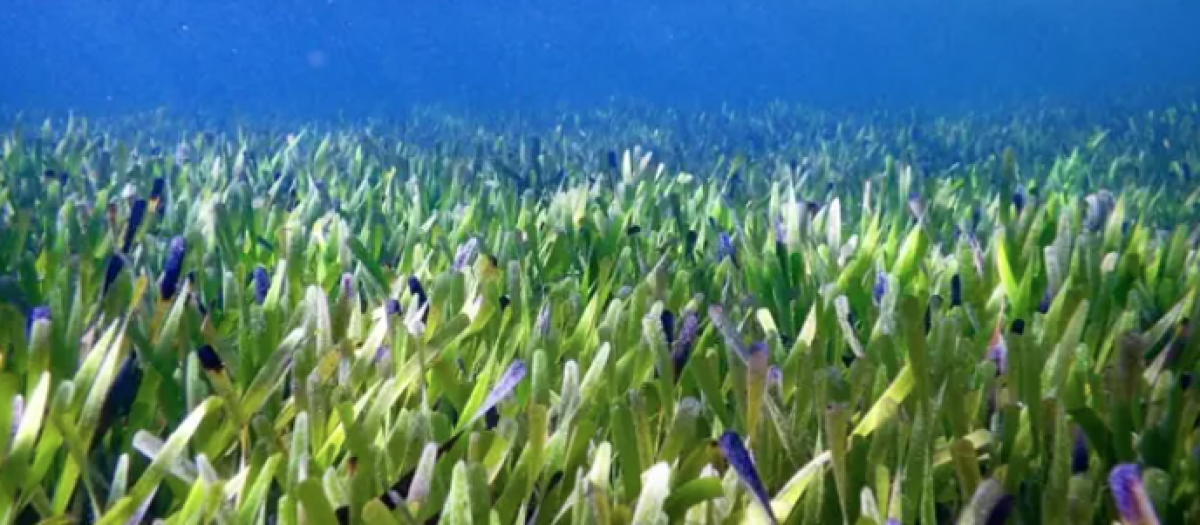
(340, 273), (355, 299)
(159, 236), (187, 301)
(1108, 463), (1160, 525)
(453, 237), (480, 272)
(195, 344), (224, 372)
(251, 266), (270, 305)
(467, 360), (527, 428)
(1071, 426), (1089, 474)
(671, 311), (700, 377)
(718, 431), (777, 524)
(407, 276), (428, 313)
(25, 305), (50, 339)
(102, 254), (126, 297)
(122, 199), (148, 252)
(385, 298), (402, 316)
(660, 309), (676, 346)
(872, 272), (888, 306)
(716, 232), (738, 266)
(1037, 287), (1055, 314)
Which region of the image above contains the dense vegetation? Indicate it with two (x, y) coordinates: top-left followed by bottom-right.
(1, 101), (1199, 524)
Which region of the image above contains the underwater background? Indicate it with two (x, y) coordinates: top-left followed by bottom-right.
(4, 0), (1200, 116)
(6, 2), (1200, 525)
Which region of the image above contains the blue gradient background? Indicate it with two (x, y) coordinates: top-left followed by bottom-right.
(2, 0), (1198, 116)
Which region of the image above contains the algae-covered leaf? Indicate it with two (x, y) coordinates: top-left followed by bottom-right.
(853, 365), (913, 437)
(663, 476), (724, 519)
(296, 478), (341, 525)
(1041, 300), (1089, 399)
(237, 453), (282, 525)
(769, 451), (830, 521)
(2, 372), (50, 487)
(631, 462), (671, 525)
(994, 228), (1024, 313)
(99, 397), (221, 525)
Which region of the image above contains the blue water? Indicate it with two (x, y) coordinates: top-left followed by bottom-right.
(3, 0), (1199, 116)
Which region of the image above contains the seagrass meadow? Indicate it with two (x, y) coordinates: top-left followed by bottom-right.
(2, 102), (1200, 525)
